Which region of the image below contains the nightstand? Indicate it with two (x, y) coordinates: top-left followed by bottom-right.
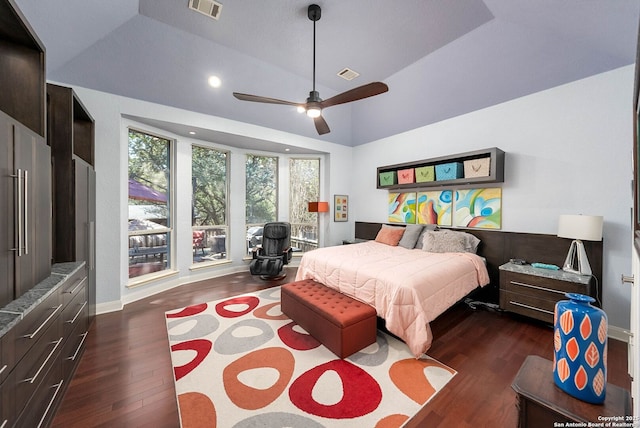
(499, 263), (595, 324)
(342, 239), (367, 245)
(512, 356), (631, 428)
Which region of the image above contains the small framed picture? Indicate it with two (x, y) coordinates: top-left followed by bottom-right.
(334, 195), (348, 222)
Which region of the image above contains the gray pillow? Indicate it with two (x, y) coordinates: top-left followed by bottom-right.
(422, 229), (481, 253)
(398, 225), (424, 249)
(413, 224), (438, 250)
(422, 230), (467, 253)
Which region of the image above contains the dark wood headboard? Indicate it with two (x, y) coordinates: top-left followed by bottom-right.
(354, 221), (603, 304)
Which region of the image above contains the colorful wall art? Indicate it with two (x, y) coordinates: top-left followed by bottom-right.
(388, 192), (417, 224)
(417, 190), (453, 226)
(452, 188), (502, 229)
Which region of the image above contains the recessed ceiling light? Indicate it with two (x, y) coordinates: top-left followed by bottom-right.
(208, 75), (221, 88)
(189, 131), (196, 135)
(285, 148), (290, 152)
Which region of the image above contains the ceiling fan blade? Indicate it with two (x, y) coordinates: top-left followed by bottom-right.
(233, 92), (300, 107)
(320, 82), (389, 109)
(314, 115), (330, 135)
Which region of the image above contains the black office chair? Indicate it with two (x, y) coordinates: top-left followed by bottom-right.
(249, 222), (293, 280)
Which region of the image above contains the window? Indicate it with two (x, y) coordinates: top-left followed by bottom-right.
(289, 158), (320, 252)
(192, 145), (228, 264)
(127, 129), (173, 280)
(245, 154), (277, 253)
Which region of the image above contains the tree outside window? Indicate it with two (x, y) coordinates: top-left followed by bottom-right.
(289, 158), (320, 252)
(245, 154), (277, 252)
(192, 145), (228, 264)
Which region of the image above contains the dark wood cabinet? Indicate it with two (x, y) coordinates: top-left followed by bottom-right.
(47, 83), (96, 324)
(0, 0), (51, 308)
(0, 109), (52, 306)
(512, 356), (631, 427)
(499, 263), (595, 324)
(0, 262), (88, 428)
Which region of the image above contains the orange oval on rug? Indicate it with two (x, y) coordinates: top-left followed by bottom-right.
(178, 392), (216, 428)
(223, 346), (295, 410)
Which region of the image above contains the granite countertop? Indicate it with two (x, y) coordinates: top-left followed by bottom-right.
(499, 262), (591, 285)
(0, 261), (85, 339)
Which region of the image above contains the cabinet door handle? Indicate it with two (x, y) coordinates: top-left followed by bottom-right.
(68, 331), (88, 362)
(65, 276), (87, 295)
(621, 274), (634, 284)
(23, 337), (63, 384)
(22, 304), (62, 339)
(23, 169), (28, 255)
(0, 364), (6, 376)
(510, 281), (567, 295)
(10, 169), (23, 256)
(510, 300), (555, 315)
(36, 379), (64, 428)
(1, 419), (7, 428)
(67, 301), (87, 324)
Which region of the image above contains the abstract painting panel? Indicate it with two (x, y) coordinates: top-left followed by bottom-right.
(388, 192), (417, 224)
(416, 190), (453, 226)
(452, 188), (502, 229)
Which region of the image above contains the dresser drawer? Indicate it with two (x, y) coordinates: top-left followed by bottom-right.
(1, 371), (16, 428)
(14, 360), (64, 428)
(501, 271), (591, 300)
(12, 317), (63, 417)
(61, 321), (88, 380)
(61, 283), (88, 339)
(500, 290), (556, 324)
(12, 290), (62, 364)
(60, 269), (87, 309)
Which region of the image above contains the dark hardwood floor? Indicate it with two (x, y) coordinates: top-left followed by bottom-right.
(51, 268), (631, 427)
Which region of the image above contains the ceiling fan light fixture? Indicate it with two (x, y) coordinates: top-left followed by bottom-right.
(306, 106), (322, 118)
(296, 105), (306, 113)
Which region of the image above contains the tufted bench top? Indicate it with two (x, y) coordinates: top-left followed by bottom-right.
(281, 279), (375, 328)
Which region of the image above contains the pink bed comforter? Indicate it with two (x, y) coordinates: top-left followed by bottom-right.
(294, 241), (490, 357)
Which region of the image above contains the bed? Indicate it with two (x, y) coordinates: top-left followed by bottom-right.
(294, 226), (490, 357)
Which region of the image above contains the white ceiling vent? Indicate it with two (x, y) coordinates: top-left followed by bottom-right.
(337, 68), (360, 81)
(189, 0), (223, 20)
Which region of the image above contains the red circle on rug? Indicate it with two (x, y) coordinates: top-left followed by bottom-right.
(167, 302), (208, 318)
(278, 321), (321, 351)
(215, 296), (260, 318)
(289, 359), (382, 418)
(171, 339), (212, 381)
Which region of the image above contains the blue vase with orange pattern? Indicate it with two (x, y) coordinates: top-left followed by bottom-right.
(553, 293), (607, 404)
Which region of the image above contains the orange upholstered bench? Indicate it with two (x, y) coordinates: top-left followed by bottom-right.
(280, 279), (377, 358)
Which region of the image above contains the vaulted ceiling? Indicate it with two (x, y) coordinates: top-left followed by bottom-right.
(15, 0), (640, 147)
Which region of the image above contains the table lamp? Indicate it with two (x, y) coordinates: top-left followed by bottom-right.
(557, 214), (603, 276)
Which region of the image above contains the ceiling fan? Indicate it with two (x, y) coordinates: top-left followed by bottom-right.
(232, 4), (389, 135)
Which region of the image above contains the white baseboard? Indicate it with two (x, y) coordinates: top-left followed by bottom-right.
(608, 324), (631, 343)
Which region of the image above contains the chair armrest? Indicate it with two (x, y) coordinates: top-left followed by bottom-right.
(282, 246), (293, 264)
(251, 245), (263, 259)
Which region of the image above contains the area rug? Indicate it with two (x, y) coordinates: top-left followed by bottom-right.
(165, 286), (456, 428)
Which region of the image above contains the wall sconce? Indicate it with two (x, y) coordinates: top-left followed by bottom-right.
(308, 202), (329, 213)
(557, 214), (603, 276)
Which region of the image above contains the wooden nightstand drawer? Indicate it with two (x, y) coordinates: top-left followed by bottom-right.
(499, 263), (595, 324)
(502, 271), (591, 299)
(500, 290), (556, 323)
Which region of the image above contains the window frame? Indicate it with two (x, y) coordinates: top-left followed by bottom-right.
(127, 127), (176, 285)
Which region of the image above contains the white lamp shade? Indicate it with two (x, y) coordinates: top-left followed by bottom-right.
(557, 215), (603, 241)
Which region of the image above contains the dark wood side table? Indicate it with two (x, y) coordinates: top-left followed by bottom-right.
(512, 355), (632, 428)
(499, 263), (595, 324)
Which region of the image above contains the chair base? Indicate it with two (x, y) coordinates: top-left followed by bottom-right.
(260, 272), (287, 281)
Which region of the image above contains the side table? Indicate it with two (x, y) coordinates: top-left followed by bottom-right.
(512, 355), (632, 428)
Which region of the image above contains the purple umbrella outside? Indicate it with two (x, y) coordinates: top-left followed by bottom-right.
(128, 179), (167, 203)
